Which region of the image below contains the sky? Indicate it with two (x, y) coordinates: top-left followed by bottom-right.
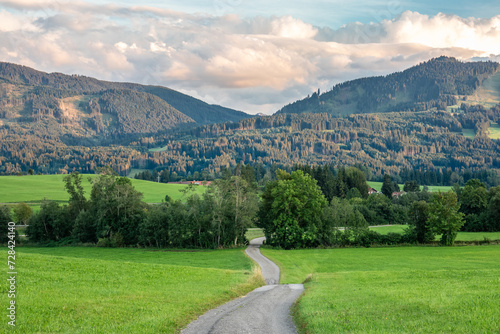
(1, 1), (500, 114)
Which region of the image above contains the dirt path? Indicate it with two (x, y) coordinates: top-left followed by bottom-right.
(181, 237), (304, 334)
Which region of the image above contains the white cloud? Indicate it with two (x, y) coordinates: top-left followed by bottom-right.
(0, 2), (499, 114)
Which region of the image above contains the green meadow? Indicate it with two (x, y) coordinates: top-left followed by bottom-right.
(488, 122), (500, 140)
(0, 174), (206, 204)
(263, 245), (500, 334)
(462, 128), (476, 139)
(369, 224), (500, 241)
(366, 182), (452, 193)
(0, 247), (263, 333)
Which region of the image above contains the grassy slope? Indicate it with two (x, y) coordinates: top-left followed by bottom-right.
(0, 175), (206, 203)
(263, 246), (500, 333)
(466, 69), (500, 108)
(1, 247), (263, 333)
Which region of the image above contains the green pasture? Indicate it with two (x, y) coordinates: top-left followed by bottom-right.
(0, 174), (206, 204)
(0, 247), (263, 333)
(263, 245), (500, 333)
(488, 122), (500, 140)
(369, 224), (500, 241)
(462, 128), (475, 139)
(367, 182), (452, 193)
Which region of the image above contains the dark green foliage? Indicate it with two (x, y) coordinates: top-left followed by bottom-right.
(27, 201), (72, 242)
(278, 57), (499, 116)
(382, 174), (394, 198)
(427, 191), (465, 246)
(137, 173), (258, 249)
(63, 172), (88, 220)
(408, 201), (434, 243)
(87, 169), (146, 245)
(258, 170), (327, 249)
(0, 205), (12, 243)
(404, 180), (421, 192)
(460, 179), (488, 231)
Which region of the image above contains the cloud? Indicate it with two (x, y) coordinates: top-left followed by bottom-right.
(0, 2), (499, 114)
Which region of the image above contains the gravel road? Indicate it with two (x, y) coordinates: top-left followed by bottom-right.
(181, 237), (304, 334)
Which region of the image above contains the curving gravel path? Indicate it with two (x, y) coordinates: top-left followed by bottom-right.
(181, 237), (304, 334)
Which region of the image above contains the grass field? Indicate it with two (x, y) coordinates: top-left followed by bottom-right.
(369, 225), (500, 241)
(263, 246), (500, 333)
(488, 122), (500, 140)
(367, 182), (453, 193)
(462, 128), (475, 139)
(245, 228), (266, 241)
(0, 175), (206, 204)
(0, 247), (263, 333)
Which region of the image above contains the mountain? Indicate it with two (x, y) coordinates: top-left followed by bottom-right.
(1, 58), (500, 180)
(0, 62), (249, 133)
(277, 57), (500, 116)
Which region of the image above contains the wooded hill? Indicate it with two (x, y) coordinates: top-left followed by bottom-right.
(278, 56), (499, 116)
(0, 62), (249, 135)
(1, 58), (500, 182)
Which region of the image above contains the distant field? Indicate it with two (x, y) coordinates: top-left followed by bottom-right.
(263, 246), (500, 333)
(462, 128), (475, 139)
(488, 122), (500, 140)
(0, 175), (206, 204)
(245, 228), (265, 241)
(367, 182), (452, 193)
(369, 225), (500, 241)
(0, 247), (263, 333)
(369, 225), (407, 234)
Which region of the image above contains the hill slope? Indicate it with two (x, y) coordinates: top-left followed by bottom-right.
(0, 62), (249, 129)
(277, 57), (499, 116)
(1, 57), (500, 179)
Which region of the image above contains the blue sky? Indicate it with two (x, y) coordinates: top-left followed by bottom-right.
(85, 0), (500, 27)
(1, 0), (500, 114)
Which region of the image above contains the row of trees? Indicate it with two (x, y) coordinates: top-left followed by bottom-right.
(26, 168), (258, 248)
(9, 164), (500, 249)
(257, 169), (476, 249)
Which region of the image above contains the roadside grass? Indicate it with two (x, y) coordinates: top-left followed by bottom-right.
(367, 182), (452, 193)
(262, 246), (500, 333)
(1, 247), (263, 333)
(0, 175), (206, 204)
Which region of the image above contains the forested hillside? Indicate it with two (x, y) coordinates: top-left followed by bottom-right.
(278, 57), (499, 116)
(0, 62), (249, 127)
(1, 58), (499, 184)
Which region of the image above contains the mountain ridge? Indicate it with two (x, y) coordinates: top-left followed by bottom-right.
(277, 56), (500, 116)
(0, 62), (250, 129)
(1, 57), (500, 179)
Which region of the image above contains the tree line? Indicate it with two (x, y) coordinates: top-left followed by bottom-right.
(2, 164), (497, 249)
